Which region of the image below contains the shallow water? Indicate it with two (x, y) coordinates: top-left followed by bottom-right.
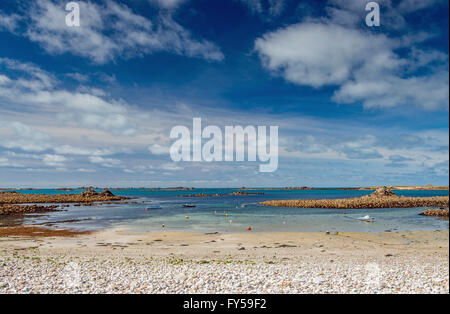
(6, 188), (449, 233)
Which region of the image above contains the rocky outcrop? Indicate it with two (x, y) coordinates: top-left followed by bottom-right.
(0, 190), (127, 205)
(81, 188), (100, 197)
(260, 195), (449, 209)
(99, 190), (115, 197)
(419, 209), (449, 218)
(0, 205), (59, 216)
(366, 186), (398, 198)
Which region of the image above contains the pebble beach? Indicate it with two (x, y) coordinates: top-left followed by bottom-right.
(0, 229), (448, 294)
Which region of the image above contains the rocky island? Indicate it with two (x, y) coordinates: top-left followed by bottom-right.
(260, 187), (449, 209)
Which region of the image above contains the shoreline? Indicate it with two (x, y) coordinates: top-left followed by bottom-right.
(2, 185), (448, 192)
(0, 228), (448, 293)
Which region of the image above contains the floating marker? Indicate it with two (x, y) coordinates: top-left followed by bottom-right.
(185, 216), (189, 220)
(247, 226), (252, 231)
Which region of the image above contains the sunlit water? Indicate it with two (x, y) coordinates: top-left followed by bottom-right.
(5, 188), (449, 233)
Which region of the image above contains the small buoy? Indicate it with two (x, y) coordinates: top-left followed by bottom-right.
(225, 213), (229, 217)
(185, 216), (189, 220)
(247, 226), (252, 231)
(162, 224), (165, 228)
(145, 207), (149, 211)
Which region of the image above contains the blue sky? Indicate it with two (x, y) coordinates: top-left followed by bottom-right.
(0, 0), (448, 188)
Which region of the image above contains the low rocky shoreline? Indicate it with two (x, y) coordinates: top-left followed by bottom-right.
(0, 189), (128, 216)
(260, 187), (449, 209)
(0, 204), (60, 216)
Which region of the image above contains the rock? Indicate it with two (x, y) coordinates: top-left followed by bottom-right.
(368, 186), (397, 198)
(81, 188), (99, 197)
(99, 190), (115, 197)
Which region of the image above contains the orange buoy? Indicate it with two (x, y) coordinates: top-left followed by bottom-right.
(247, 226), (252, 231)
(145, 207), (149, 211)
(185, 216), (189, 220)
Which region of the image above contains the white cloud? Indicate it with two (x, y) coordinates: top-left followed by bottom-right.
(148, 0), (187, 9)
(54, 145), (115, 156)
(23, 0), (223, 64)
(0, 121), (53, 152)
(77, 168), (96, 173)
(0, 157), (11, 167)
(0, 11), (21, 33)
(89, 156), (122, 167)
(66, 73), (90, 83)
(161, 162), (183, 171)
(149, 144), (170, 155)
(42, 154), (67, 167)
(0, 58), (137, 136)
(255, 21), (449, 110)
(255, 22), (393, 88)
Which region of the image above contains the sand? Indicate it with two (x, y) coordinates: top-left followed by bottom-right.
(0, 229), (448, 294)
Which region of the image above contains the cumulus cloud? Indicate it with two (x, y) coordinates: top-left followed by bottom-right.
(148, 0), (187, 9)
(42, 154), (67, 167)
(0, 11), (21, 33)
(255, 23), (393, 88)
(22, 0), (223, 64)
(89, 156), (122, 167)
(0, 58), (137, 136)
(255, 20), (449, 110)
(0, 121), (53, 152)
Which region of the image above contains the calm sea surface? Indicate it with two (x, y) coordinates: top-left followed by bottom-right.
(4, 188), (449, 233)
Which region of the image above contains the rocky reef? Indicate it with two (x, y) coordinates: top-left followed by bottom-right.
(419, 209), (449, 218)
(0, 189), (127, 205)
(0, 189), (127, 215)
(260, 187), (449, 209)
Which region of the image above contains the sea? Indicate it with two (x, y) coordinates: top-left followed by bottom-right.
(3, 188), (449, 233)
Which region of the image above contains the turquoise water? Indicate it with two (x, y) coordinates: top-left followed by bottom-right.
(3, 189), (449, 233)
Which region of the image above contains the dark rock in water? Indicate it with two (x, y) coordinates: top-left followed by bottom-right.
(100, 190), (115, 197)
(368, 186), (397, 198)
(81, 188), (99, 197)
(419, 209), (449, 217)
